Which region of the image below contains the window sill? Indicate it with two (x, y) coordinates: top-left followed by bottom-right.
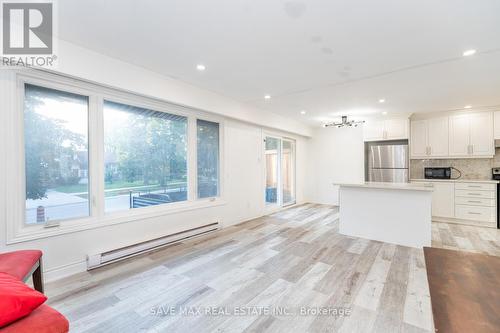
(7, 198), (227, 244)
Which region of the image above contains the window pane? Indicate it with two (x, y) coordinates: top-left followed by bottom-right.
(265, 137), (280, 205)
(282, 140), (295, 204)
(197, 120), (219, 198)
(24, 84), (89, 224)
(103, 101), (188, 212)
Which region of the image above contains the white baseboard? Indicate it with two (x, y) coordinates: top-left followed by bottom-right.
(44, 260), (88, 283)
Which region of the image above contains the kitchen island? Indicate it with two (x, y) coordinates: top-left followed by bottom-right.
(337, 182), (433, 248)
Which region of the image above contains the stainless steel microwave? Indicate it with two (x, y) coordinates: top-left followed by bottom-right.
(424, 167), (451, 179)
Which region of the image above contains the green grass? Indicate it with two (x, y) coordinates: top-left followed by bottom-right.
(105, 180), (146, 190)
(53, 183), (89, 193)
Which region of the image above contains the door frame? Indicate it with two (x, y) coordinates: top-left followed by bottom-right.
(262, 133), (296, 213)
(281, 138), (296, 207)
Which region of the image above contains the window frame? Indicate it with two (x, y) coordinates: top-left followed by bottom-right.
(281, 138), (297, 207)
(195, 118), (222, 200)
(20, 76), (96, 226)
(4, 70), (225, 244)
(263, 134), (282, 207)
(101, 95), (191, 213)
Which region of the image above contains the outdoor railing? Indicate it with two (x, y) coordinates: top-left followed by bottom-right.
(129, 184), (188, 208)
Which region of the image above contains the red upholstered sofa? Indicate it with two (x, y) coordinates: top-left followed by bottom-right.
(0, 250), (69, 333)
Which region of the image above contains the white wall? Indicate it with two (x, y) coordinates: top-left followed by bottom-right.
(306, 126), (365, 205)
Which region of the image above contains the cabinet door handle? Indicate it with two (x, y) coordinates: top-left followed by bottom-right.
(468, 200), (482, 203)
(471, 145), (474, 155)
(467, 193), (481, 196)
(428, 146), (432, 155)
(468, 212), (481, 215)
(467, 185), (482, 188)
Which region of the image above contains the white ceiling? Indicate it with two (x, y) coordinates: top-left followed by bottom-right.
(58, 0), (500, 126)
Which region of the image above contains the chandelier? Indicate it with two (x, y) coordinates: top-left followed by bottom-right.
(324, 116), (365, 128)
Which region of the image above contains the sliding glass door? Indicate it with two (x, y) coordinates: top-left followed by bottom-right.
(264, 135), (296, 208)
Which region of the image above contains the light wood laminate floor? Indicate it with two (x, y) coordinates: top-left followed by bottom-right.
(432, 221), (500, 256)
(46, 204), (498, 332)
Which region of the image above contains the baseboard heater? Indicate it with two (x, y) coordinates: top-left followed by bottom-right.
(87, 222), (219, 270)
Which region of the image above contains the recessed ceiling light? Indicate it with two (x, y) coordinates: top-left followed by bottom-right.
(196, 64), (206, 71)
(300, 110), (306, 115)
(464, 105), (472, 109)
(379, 99), (385, 103)
(264, 95), (271, 100)
(382, 111), (388, 115)
(463, 49), (476, 57)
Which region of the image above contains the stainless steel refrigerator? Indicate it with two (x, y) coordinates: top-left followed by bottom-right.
(366, 142), (409, 183)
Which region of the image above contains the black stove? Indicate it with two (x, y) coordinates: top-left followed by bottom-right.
(493, 168), (500, 228)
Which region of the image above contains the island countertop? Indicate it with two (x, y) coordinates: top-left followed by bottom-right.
(335, 181), (434, 192)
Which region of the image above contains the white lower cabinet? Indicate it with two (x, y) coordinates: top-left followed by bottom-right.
(455, 197), (495, 207)
(412, 180), (497, 227)
(454, 182), (496, 227)
(455, 205), (496, 224)
(455, 189), (495, 199)
(431, 182), (455, 218)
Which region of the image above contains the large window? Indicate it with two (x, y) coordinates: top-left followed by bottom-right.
(103, 100), (188, 213)
(24, 84), (89, 224)
(17, 76), (223, 235)
(197, 119), (220, 198)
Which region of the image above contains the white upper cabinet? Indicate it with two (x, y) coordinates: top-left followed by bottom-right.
(411, 112), (493, 159)
(449, 114), (470, 156)
(449, 112), (494, 157)
(495, 111), (500, 139)
(428, 117), (449, 156)
(469, 112), (494, 156)
(363, 118), (408, 141)
(363, 119), (385, 141)
(410, 120), (428, 157)
(385, 118), (409, 140)
(410, 117), (448, 158)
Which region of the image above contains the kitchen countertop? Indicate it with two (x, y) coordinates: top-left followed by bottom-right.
(411, 178), (499, 184)
(336, 182), (434, 191)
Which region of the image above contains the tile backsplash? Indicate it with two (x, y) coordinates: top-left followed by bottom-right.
(410, 148), (500, 180)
